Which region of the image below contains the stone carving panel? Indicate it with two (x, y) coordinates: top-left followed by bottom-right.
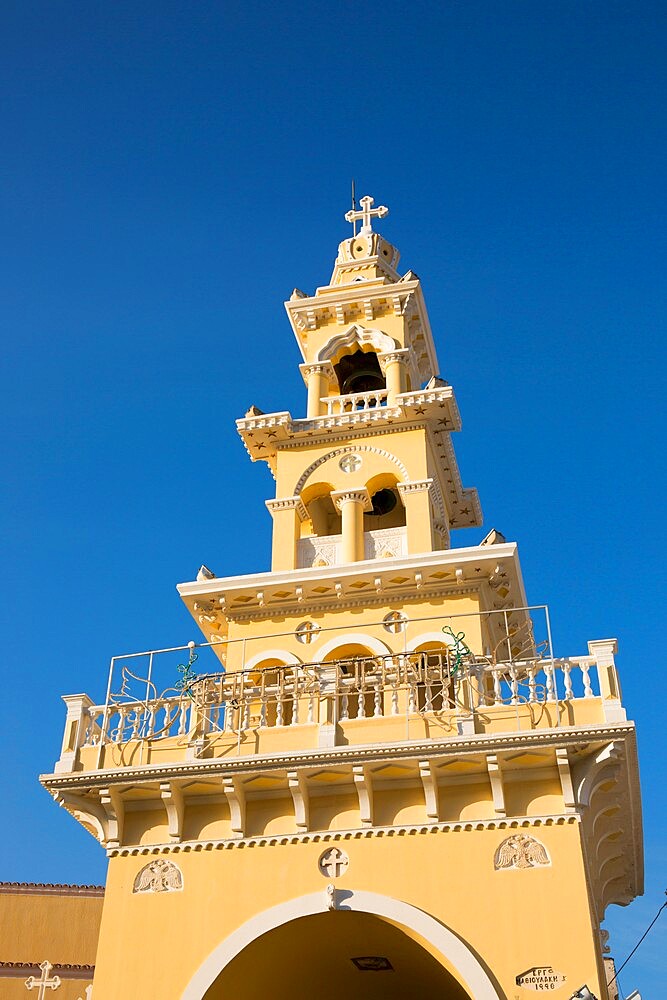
(494, 834), (550, 870)
(133, 858), (183, 893)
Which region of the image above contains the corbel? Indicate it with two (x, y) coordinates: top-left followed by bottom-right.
(363, 299), (374, 321)
(55, 790), (109, 846)
(335, 304), (345, 325)
(160, 780), (185, 843)
(555, 747), (576, 812)
(223, 776), (246, 838)
(486, 754), (506, 817)
(99, 786), (125, 848)
(576, 741), (623, 809)
(353, 764), (374, 827)
(288, 770), (310, 831)
(419, 760), (440, 821)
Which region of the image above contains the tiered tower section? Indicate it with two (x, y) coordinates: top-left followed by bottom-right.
(43, 199), (642, 1000)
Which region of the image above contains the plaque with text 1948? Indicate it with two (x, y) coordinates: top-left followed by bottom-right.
(516, 967), (567, 991)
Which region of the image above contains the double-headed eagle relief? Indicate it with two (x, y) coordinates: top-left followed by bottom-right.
(133, 858), (183, 893)
(494, 834), (550, 870)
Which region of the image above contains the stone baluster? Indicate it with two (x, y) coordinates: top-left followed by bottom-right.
(562, 661), (574, 700)
(581, 658), (594, 698)
(492, 669), (502, 706)
(291, 676), (300, 725)
(373, 678), (383, 717)
(545, 661), (556, 701)
(178, 702), (189, 736)
(527, 664), (537, 703)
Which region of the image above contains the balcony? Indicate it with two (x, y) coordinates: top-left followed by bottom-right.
(53, 608), (626, 777)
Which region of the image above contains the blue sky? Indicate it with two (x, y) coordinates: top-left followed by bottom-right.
(1, 2), (664, 994)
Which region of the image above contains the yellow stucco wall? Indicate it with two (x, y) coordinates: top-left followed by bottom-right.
(90, 820), (604, 999)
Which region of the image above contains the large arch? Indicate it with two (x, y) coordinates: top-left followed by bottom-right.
(181, 890), (501, 1000)
(294, 445), (409, 496)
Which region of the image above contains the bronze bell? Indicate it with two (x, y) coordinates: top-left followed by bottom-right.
(335, 349), (385, 395)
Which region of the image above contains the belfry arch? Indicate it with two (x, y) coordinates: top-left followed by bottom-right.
(316, 324), (397, 365)
(181, 890), (501, 1000)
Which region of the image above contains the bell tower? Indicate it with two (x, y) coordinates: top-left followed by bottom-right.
(43, 197), (643, 1000)
(239, 195), (480, 575)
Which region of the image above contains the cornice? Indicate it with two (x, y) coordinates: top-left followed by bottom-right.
(220, 583), (483, 623)
(0, 882), (104, 897)
(0, 963), (95, 980)
(177, 542), (518, 599)
(107, 813), (579, 858)
(41, 723), (637, 793)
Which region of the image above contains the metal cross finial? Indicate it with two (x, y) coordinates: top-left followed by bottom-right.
(345, 195), (389, 236)
(25, 961), (61, 998)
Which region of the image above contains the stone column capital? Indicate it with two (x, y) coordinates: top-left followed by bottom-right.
(397, 478), (434, 498)
(331, 488), (372, 513)
(265, 496), (309, 521)
(299, 361), (336, 386)
(377, 348), (410, 374)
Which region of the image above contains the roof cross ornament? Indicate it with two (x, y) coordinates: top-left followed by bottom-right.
(25, 961), (61, 998)
(345, 195), (389, 236)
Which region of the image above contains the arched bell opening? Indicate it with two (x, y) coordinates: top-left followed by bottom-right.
(364, 474), (405, 533)
(333, 348), (385, 396)
(301, 483), (341, 539)
(202, 910), (473, 1000)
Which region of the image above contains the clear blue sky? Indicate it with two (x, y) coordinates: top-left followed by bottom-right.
(1, 2), (664, 994)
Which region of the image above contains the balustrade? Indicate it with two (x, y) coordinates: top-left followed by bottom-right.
(75, 650), (601, 753)
(323, 389), (388, 415)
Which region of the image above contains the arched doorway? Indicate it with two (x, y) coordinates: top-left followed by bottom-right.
(182, 891), (501, 1000)
(203, 911), (471, 1000)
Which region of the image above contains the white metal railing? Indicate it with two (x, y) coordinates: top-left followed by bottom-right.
(56, 609), (624, 769)
(77, 649), (600, 750)
(323, 389), (388, 415)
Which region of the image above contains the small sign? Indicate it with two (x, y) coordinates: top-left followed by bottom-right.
(516, 967), (567, 991)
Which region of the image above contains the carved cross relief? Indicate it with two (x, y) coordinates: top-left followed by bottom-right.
(319, 846), (349, 878)
(25, 961), (61, 997)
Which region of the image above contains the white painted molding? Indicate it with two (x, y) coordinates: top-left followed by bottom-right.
(180, 889), (502, 1000)
(314, 632), (392, 661)
(405, 631), (454, 652)
(316, 324), (397, 364)
(242, 649), (303, 672)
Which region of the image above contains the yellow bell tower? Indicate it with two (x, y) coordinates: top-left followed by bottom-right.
(43, 197), (642, 1000)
